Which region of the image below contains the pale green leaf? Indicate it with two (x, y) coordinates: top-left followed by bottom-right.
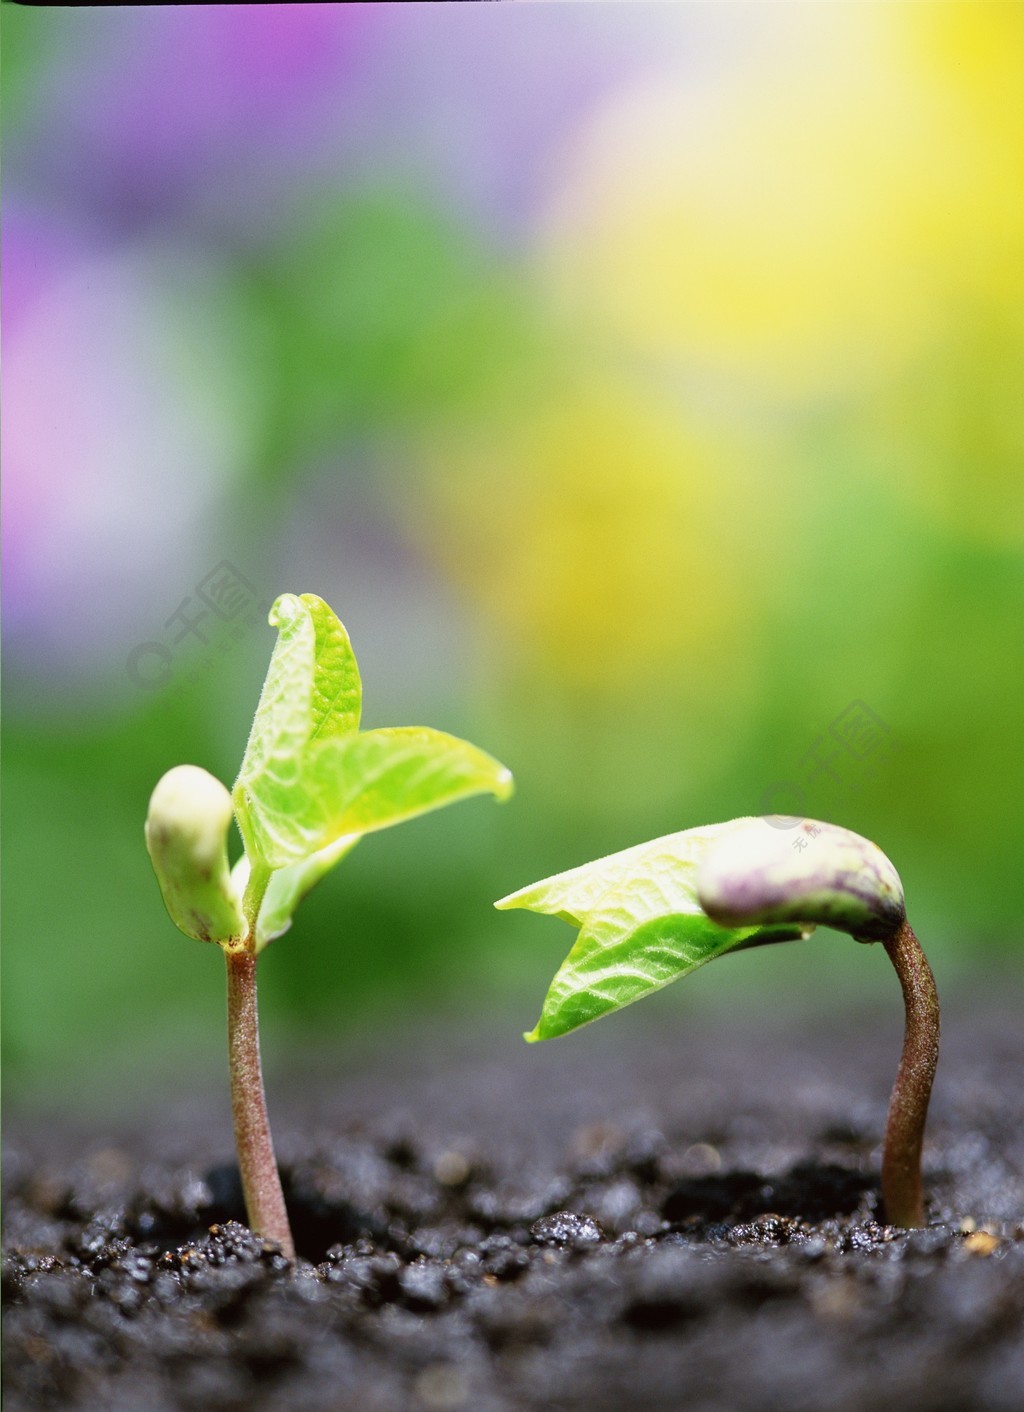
(234, 593), (361, 862)
(497, 820), (808, 1043)
(304, 594), (362, 742)
(497, 821), (754, 926)
(236, 595), (316, 798)
(241, 726), (513, 870)
(528, 910), (751, 1042)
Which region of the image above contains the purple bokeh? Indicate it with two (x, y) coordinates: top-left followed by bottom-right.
(12, 5), (676, 242)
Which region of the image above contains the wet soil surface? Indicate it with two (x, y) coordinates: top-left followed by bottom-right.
(4, 1001), (1024, 1411)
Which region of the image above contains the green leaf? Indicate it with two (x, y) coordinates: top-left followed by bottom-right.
(241, 726), (513, 870)
(498, 824), (739, 927)
(305, 595), (362, 742)
(234, 593), (361, 862)
(497, 820), (806, 1042)
(231, 591), (512, 946)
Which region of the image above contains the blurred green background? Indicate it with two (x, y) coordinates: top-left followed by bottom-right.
(4, 3), (1023, 1112)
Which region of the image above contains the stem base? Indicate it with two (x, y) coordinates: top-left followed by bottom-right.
(879, 919), (939, 1228)
(226, 950), (295, 1260)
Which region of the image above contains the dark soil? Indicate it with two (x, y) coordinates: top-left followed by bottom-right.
(5, 998), (1024, 1412)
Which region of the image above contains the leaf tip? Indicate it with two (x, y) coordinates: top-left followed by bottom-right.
(268, 592), (304, 630)
(522, 1026), (543, 1045)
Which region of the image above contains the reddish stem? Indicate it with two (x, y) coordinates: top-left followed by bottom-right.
(879, 919), (939, 1228)
(225, 950), (295, 1260)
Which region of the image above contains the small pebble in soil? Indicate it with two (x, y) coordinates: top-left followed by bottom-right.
(432, 1152), (472, 1188)
(531, 1212), (604, 1250)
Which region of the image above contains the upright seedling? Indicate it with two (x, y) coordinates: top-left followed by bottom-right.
(147, 593), (512, 1259)
(497, 817), (938, 1228)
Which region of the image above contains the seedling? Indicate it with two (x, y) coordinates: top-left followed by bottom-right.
(497, 816), (938, 1228)
(147, 593), (512, 1259)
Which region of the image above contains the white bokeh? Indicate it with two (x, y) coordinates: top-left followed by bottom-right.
(3, 239), (268, 698)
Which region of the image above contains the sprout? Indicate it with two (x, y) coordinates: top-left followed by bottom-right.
(147, 593), (512, 1260)
(499, 816), (938, 1228)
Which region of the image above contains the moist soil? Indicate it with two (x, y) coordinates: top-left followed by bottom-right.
(4, 997), (1023, 1412)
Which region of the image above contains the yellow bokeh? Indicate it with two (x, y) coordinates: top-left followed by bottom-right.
(538, 4), (1024, 403)
(854, 303), (1024, 549)
(414, 373), (799, 703)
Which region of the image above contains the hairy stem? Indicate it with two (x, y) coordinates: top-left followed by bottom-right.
(879, 919), (939, 1228)
(225, 950), (295, 1260)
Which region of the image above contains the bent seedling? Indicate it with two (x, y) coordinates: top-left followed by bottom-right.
(147, 593), (512, 1260)
(497, 817), (938, 1228)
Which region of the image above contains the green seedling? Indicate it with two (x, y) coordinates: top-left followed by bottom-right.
(497, 816), (938, 1228)
(147, 593), (512, 1259)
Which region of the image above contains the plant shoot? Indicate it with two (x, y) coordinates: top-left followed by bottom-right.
(498, 816), (938, 1229)
(147, 593), (512, 1259)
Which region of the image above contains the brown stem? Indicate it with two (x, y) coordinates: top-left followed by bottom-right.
(225, 950), (295, 1260)
(879, 919), (939, 1228)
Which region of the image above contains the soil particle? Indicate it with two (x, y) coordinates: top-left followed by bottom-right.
(530, 1211), (604, 1249)
(4, 1003), (1024, 1411)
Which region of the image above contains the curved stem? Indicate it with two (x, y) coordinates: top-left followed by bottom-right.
(225, 950), (295, 1260)
(879, 919), (939, 1228)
